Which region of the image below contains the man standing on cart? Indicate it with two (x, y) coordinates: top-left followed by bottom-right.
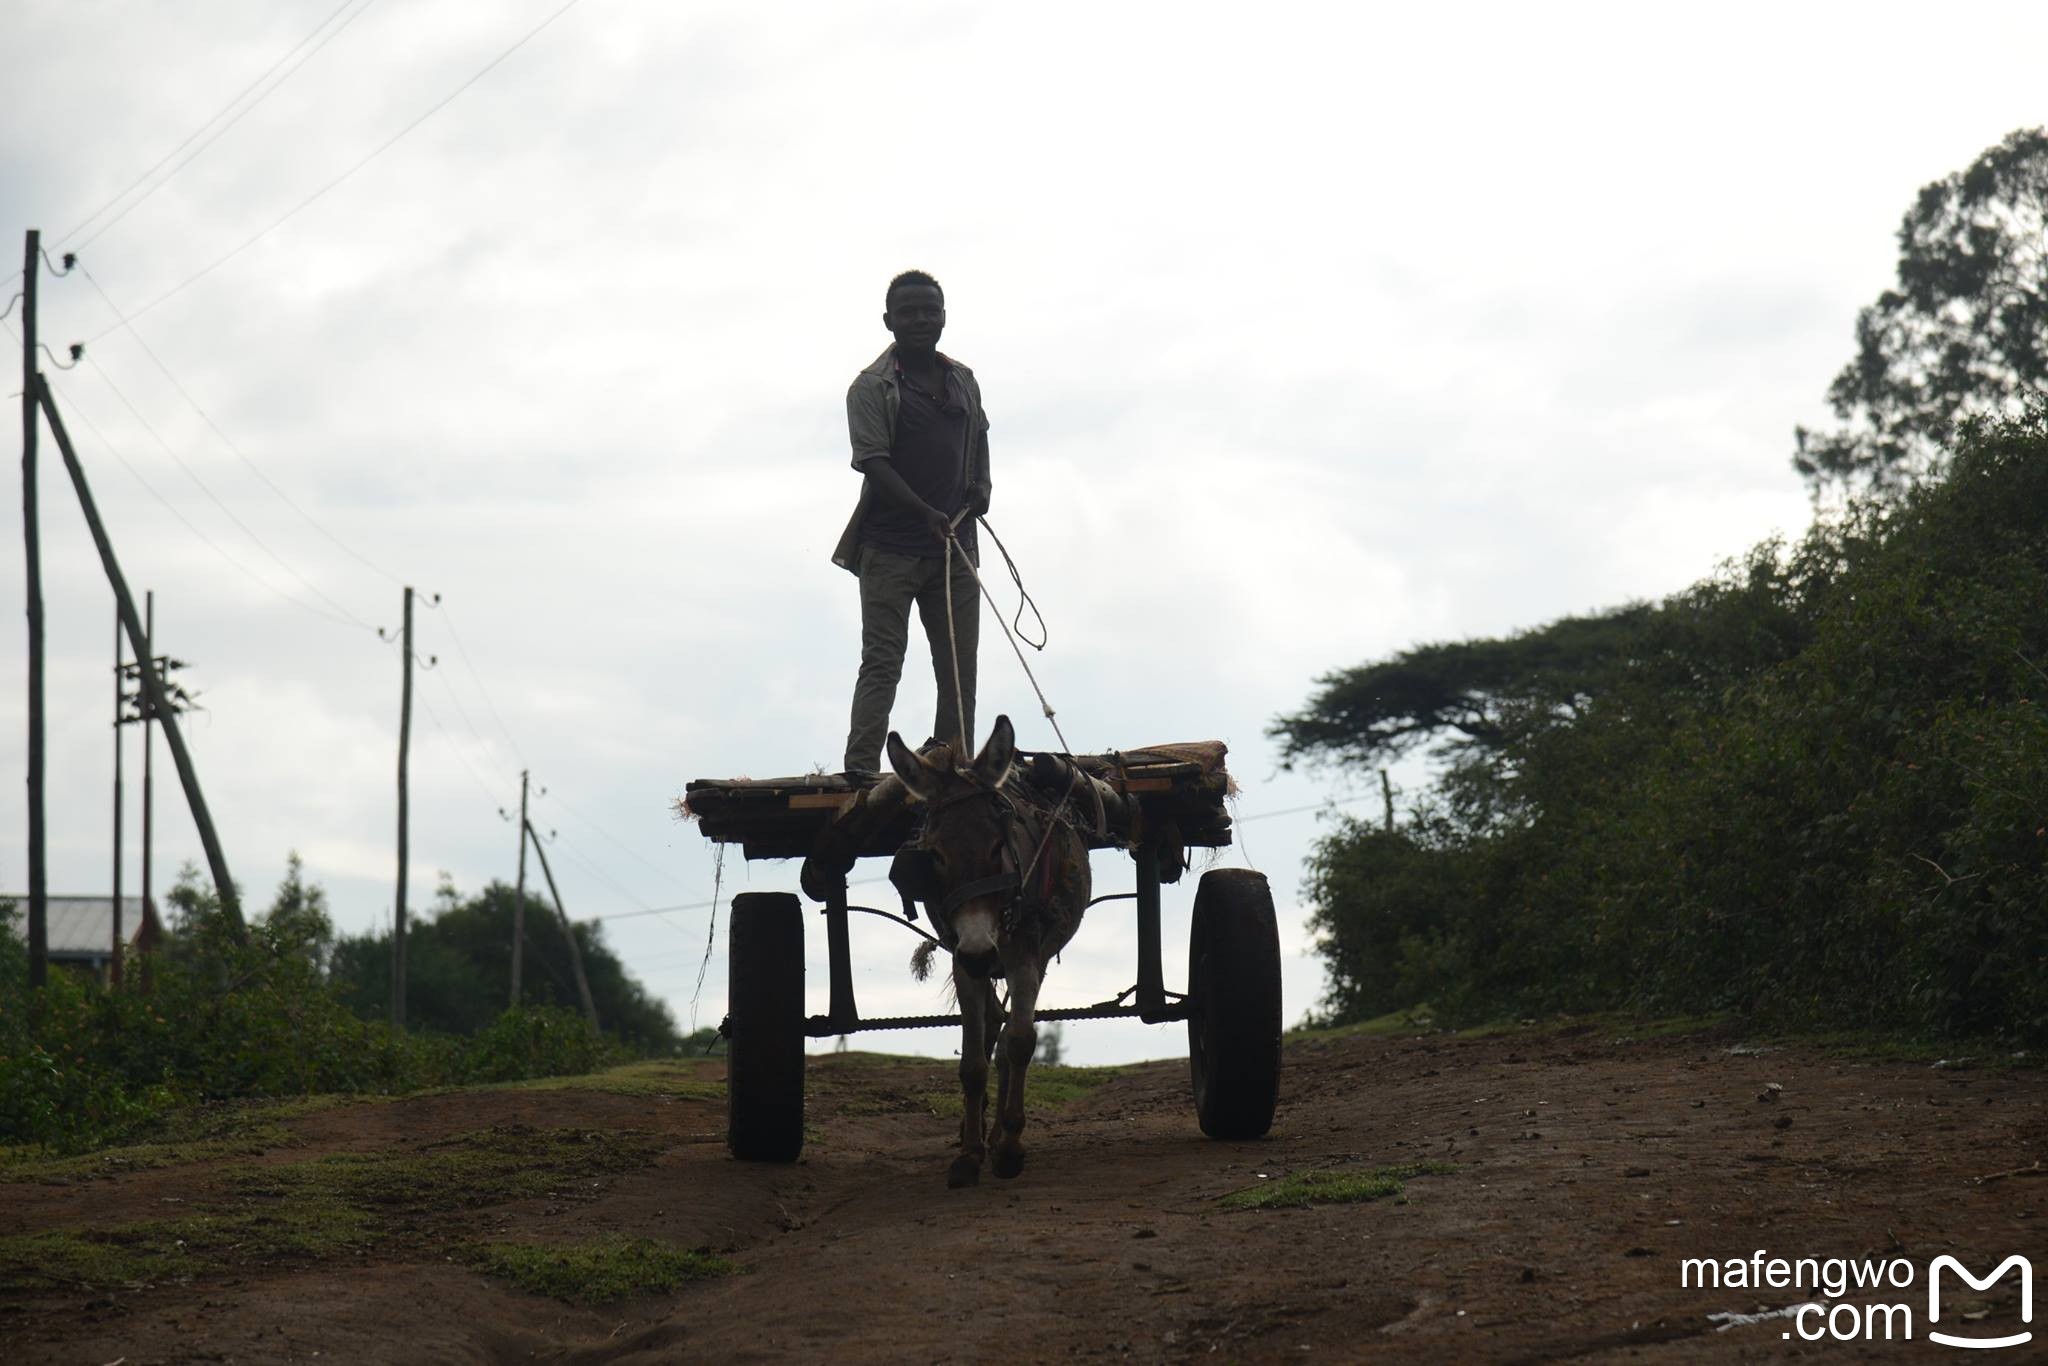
(833, 269), (991, 776)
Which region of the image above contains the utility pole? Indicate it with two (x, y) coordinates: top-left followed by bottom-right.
(510, 769), (530, 1007)
(22, 230), (47, 987)
(525, 819), (599, 1033)
(392, 586), (415, 1028)
(112, 607), (124, 986)
(38, 381), (243, 932)
(141, 592), (155, 942)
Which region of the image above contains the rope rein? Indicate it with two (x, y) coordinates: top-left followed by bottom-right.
(939, 514), (1071, 757)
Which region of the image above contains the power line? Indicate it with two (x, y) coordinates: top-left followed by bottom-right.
(585, 877), (893, 923)
(61, 0), (381, 249)
(80, 351), (378, 632)
(1235, 793), (1379, 824)
(89, 0), (591, 340)
(417, 691), (510, 810)
(541, 786), (689, 894)
(78, 262), (407, 589)
(25, 357), (349, 624)
(423, 597), (528, 767)
(429, 663), (517, 789)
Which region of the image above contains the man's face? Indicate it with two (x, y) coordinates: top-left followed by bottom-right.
(884, 284), (945, 351)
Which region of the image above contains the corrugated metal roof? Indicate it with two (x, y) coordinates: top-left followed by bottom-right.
(0, 896), (158, 958)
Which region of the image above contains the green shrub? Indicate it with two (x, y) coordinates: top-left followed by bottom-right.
(1299, 415), (2048, 1042)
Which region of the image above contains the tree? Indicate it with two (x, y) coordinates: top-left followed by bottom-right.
(328, 880), (682, 1052)
(1795, 127), (2048, 497)
(1268, 607), (1651, 772)
(262, 852), (335, 975)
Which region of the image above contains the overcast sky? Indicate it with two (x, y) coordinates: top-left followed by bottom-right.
(4, 1), (2044, 1064)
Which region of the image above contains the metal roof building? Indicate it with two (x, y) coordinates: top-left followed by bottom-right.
(1, 895), (163, 976)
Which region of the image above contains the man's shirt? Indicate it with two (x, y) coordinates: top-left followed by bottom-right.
(834, 344), (991, 574)
(859, 361), (978, 560)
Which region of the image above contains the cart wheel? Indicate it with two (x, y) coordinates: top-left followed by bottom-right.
(727, 891), (805, 1162)
(1187, 869), (1281, 1139)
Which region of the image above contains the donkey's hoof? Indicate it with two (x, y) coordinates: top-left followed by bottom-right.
(991, 1147), (1026, 1180)
(947, 1155), (982, 1188)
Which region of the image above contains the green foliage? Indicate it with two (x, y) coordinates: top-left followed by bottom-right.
(1300, 416), (2048, 1043)
(0, 863), (652, 1154)
(1220, 1161), (1457, 1211)
(1270, 607), (1654, 772)
(460, 1236), (737, 1305)
(1796, 127), (2048, 497)
(328, 877), (681, 1053)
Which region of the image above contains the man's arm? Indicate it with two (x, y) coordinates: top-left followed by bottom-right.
(864, 457), (952, 541)
(965, 372), (991, 516)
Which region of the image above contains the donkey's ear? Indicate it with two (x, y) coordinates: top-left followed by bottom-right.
(886, 731), (940, 802)
(971, 714), (1017, 788)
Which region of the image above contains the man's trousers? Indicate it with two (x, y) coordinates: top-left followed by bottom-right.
(844, 546), (979, 772)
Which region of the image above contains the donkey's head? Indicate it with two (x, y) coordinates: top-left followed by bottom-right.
(887, 715), (1019, 979)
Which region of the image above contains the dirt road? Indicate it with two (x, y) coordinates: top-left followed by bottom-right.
(4, 1022), (2041, 1362)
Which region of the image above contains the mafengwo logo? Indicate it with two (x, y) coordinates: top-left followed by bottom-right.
(1928, 1255), (2032, 1351)
(1681, 1250), (2032, 1347)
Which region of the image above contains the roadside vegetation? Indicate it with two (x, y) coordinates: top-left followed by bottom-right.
(0, 857), (684, 1155)
(1283, 416), (2048, 1044)
(1279, 130), (2048, 1047)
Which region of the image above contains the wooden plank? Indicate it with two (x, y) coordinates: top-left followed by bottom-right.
(789, 793), (857, 812)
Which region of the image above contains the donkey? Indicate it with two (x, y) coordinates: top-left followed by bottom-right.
(886, 715), (1092, 1187)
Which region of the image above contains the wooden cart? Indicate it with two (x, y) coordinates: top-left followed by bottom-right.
(683, 742), (1281, 1161)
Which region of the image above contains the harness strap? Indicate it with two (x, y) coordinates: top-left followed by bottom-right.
(939, 870), (1021, 919)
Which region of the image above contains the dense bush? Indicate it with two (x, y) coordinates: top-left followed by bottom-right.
(0, 867), (640, 1153)
(326, 878), (682, 1054)
(1296, 416), (2048, 1041)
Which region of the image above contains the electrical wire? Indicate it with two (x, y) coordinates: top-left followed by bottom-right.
(30, 361), (356, 625)
(430, 664), (518, 789)
(58, 0), (378, 248)
(417, 692), (510, 811)
(541, 787), (689, 893)
(422, 597), (528, 767)
(80, 263), (407, 589)
(90, 0), (591, 340)
(81, 352), (379, 632)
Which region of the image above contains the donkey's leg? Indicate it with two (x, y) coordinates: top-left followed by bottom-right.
(949, 962), (992, 1188)
(989, 956), (1042, 1180)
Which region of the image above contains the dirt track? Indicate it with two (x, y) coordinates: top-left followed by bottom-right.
(4, 1022), (2042, 1363)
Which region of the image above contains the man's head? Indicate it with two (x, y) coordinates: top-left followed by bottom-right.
(883, 269), (945, 354)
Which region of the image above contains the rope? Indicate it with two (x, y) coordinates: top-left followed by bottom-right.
(941, 512), (970, 762)
(940, 515), (1071, 755)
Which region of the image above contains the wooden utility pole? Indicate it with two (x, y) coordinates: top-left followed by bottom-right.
(112, 606), (125, 987)
(37, 379), (243, 932)
(510, 769), (530, 1007)
(525, 819), (599, 1032)
(392, 586), (415, 1028)
(22, 230), (47, 987)
(142, 592), (155, 940)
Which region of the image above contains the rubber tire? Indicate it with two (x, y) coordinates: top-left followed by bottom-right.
(727, 892), (805, 1162)
(1187, 869), (1282, 1139)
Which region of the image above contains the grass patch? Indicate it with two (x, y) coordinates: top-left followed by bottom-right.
(461, 1235), (736, 1305)
(0, 1125), (666, 1296)
(0, 1095), (359, 1184)
(225, 1124), (664, 1213)
(0, 1202), (377, 1294)
(1287, 1006), (1439, 1044)
(812, 1050), (943, 1069)
(920, 1064), (1123, 1118)
(487, 1060), (725, 1101)
(1220, 1160), (1457, 1211)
